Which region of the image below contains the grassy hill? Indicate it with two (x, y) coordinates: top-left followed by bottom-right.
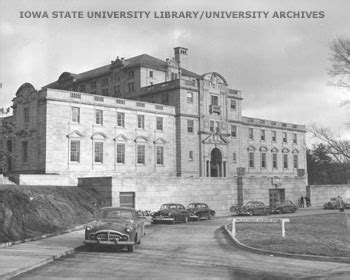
(0, 185), (102, 243)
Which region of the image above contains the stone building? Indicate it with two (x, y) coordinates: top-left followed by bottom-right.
(1, 47), (307, 209)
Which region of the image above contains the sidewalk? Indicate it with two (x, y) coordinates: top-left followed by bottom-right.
(0, 229), (85, 279)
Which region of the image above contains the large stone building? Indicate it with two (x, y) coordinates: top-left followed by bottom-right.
(1, 47), (307, 211)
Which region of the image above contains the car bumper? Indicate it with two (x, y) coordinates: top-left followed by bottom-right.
(84, 240), (135, 246)
(152, 217), (175, 222)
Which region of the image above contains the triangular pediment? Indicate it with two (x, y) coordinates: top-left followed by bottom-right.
(259, 146), (268, 152)
(134, 135), (149, 143)
(247, 145), (256, 152)
(271, 147), (279, 153)
(292, 148), (299, 154)
(113, 134), (129, 142)
(66, 130), (84, 138)
(282, 147), (290, 153)
(202, 134), (229, 145)
(91, 132), (107, 140)
(153, 137), (167, 144)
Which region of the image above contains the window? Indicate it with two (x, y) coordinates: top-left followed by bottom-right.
(216, 121), (220, 133)
(91, 81), (96, 89)
(249, 152), (254, 168)
(156, 117), (163, 131)
(116, 143), (125, 164)
(22, 141), (28, 162)
(137, 145), (145, 164)
(261, 130), (265, 141)
(283, 132), (287, 143)
(293, 154), (298, 169)
(261, 153), (266, 168)
(95, 109), (103, 125)
(231, 125), (237, 137)
(79, 85), (85, 92)
(72, 107), (80, 123)
(233, 152), (237, 163)
(127, 82), (135, 92)
(102, 88), (109, 96)
(117, 112), (125, 127)
(272, 153), (278, 169)
(249, 128), (254, 140)
(101, 78), (109, 86)
(209, 120), (215, 132)
(283, 154), (288, 169)
(189, 151), (193, 161)
(128, 71), (134, 79)
(156, 146), (164, 165)
(211, 95), (219, 106)
(149, 70), (153, 78)
(272, 131), (277, 142)
(293, 133), (297, 144)
(187, 92), (193, 103)
(94, 142), (103, 163)
(187, 120), (194, 133)
(137, 115), (144, 129)
(70, 140), (80, 162)
(114, 72), (120, 81)
(230, 99), (236, 110)
(171, 72), (177, 80)
(162, 94), (169, 104)
(24, 107), (30, 123)
(114, 85), (120, 96)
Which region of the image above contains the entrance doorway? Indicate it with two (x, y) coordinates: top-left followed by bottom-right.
(269, 189), (285, 206)
(210, 148), (222, 177)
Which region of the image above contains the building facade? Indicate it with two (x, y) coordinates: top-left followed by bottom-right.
(1, 47), (307, 207)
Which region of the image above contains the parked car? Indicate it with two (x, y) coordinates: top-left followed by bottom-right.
(272, 200), (298, 214)
(230, 201), (272, 216)
(345, 198), (350, 209)
(84, 207), (145, 252)
(152, 203), (191, 224)
(323, 197), (338, 209)
(186, 203), (215, 220)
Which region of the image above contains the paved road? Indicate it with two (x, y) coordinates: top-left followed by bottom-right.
(13, 216), (350, 280)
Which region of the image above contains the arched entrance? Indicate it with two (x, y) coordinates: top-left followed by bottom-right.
(210, 148), (222, 177)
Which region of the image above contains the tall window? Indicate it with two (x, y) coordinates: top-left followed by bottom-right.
(189, 151), (193, 161)
(127, 82), (135, 92)
(24, 107), (30, 123)
(211, 95), (218, 106)
(91, 81), (96, 89)
(128, 71), (134, 79)
(272, 131), (277, 142)
(249, 128), (254, 140)
(283, 132), (288, 143)
(162, 94), (169, 104)
(156, 117), (163, 131)
(95, 109), (103, 125)
(261, 130), (265, 141)
(70, 140), (80, 162)
(187, 120), (194, 133)
(94, 142), (103, 163)
(216, 121), (220, 133)
(116, 143), (125, 164)
(115, 72), (120, 81)
(102, 88), (109, 96)
(79, 85), (85, 92)
(156, 146), (164, 165)
(209, 120), (214, 132)
(232, 152), (237, 162)
(293, 154), (298, 169)
(249, 152), (254, 168)
(22, 141), (28, 162)
(114, 85), (120, 96)
(137, 115), (144, 129)
(261, 153), (266, 168)
(149, 70), (153, 78)
(137, 145), (145, 164)
(231, 125), (237, 137)
(272, 153), (278, 169)
(230, 99), (236, 110)
(72, 107), (80, 123)
(293, 133), (297, 144)
(187, 92), (193, 103)
(283, 154), (288, 169)
(117, 112), (125, 127)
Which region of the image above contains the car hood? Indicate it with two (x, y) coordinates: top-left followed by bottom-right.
(153, 209), (181, 215)
(89, 220), (132, 232)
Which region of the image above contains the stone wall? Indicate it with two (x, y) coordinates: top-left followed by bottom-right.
(309, 184), (350, 207)
(11, 174), (77, 186)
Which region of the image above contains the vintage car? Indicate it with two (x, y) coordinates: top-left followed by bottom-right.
(152, 203), (191, 224)
(230, 201), (272, 216)
(84, 207), (145, 252)
(323, 197), (338, 209)
(272, 200), (298, 214)
(186, 203), (215, 220)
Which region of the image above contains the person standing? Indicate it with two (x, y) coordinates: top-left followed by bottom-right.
(337, 196), (345, 212)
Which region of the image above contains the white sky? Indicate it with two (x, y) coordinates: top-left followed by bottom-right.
(1, 0), (349, 142)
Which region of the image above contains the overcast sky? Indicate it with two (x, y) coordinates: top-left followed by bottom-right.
(1, 0), (349, 142)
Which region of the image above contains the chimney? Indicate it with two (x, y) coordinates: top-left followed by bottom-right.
(174, 47), (188, 69)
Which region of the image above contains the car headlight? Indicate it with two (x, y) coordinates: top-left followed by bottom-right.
(125, 228), (132, 233)
(86, 225), (92, 231)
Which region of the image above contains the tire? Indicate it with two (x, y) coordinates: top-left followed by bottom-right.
(136, 234), (141, 245)
(127, 244), (134, 252)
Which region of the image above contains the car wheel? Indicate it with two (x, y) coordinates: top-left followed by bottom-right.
(136, 235), (141, 245)
(249, 211), (253, 216)
(127, 244), (134, 252)
(208, 213), (213, 220)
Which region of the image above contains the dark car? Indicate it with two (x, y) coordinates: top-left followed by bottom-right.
(272, 200), (298, 214)
(323, 197), (338, 209)
(84, 207), (145, 252)
(187, 203), (215, 221)
(152, 203), (191, 224)
(230, 201), (271, 216)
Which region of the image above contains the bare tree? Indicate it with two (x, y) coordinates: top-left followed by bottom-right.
(328, 37), (350, 90)
(308, 124), (350, 164)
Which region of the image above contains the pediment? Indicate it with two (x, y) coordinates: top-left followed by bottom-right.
(259, 146), (268, 152)
(113, 134), (129, 142)
(271, 147), (279, 153)
(91, 132), (107, 140)
(247, 145), (256, 152)
(282, 147), (290, 153)
(134, 135), (149, 143)
(66, 130), (84, 138)
(154, 137), (167, 144)
(202, 134), (229, 145)
(292, 148), (299, 154)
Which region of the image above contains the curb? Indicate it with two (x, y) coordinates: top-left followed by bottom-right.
(223, 224), (350, 264)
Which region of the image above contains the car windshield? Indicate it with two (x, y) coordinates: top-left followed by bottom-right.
(161, 204), (184, 210)
(98, 208), (134, 220)
(246, 202), (255, 206)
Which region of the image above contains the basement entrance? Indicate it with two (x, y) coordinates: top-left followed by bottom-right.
(269, 189), (285, 206)
(210, 148), (222, 177)
(119, 192), (135, 208)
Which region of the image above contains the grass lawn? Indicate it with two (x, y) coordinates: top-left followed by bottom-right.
(231, 213), (350, 257)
